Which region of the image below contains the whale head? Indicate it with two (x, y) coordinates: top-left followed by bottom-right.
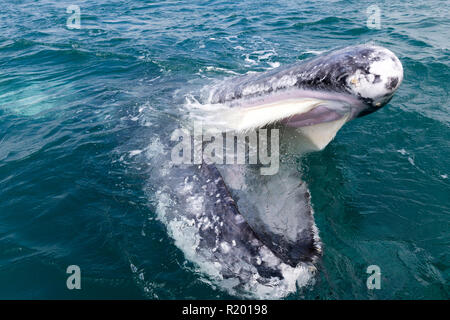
(337, 45), (404, 118)
(276, 44), (404, 121)
(202, 44), (403, 150)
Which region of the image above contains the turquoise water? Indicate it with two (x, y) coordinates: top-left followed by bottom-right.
(0, 0), (448, 299)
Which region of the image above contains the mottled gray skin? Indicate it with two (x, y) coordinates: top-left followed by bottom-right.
(151, 153), (320, 296)
(198, 164), (318, 270)
(149, 125), (320, 297)
(210, 44), (403, 123)
(207, 163), (319, 267)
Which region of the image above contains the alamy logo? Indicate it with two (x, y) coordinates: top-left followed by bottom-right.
(66, 265), (81, 290)
(366, 5), (381, 30)
(170, 122), (280, 175)
(66, 5), (81, 30)
(366, 265), (381, 290)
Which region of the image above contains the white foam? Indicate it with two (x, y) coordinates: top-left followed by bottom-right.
(202, 66), (240, 75)
(129, 149), (143, 156)
(304, 50), (325, 55)
(268, 61), (281, 69)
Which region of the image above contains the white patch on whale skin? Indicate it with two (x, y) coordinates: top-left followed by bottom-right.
(346, 47), (403, 104)
(220, 242), (231, 253)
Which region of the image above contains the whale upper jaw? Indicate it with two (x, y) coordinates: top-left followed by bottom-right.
(206, 44), (403, 123)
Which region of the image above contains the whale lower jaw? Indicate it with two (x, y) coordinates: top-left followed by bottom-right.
(196, 95), (353, 153)
(280, 113), (350, 153)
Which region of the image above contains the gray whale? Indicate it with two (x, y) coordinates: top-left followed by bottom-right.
(150, 44), (403, 298)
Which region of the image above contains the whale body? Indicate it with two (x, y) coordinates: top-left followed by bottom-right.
(150, 45), (403, 298)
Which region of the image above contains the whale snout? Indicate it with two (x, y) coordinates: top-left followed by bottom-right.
(345, 45), (403, 117)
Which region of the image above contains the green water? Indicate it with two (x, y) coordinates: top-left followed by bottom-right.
(0, 0), (448, 299)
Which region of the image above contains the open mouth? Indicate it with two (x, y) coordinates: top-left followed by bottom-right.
(282, 104), (348, 128)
